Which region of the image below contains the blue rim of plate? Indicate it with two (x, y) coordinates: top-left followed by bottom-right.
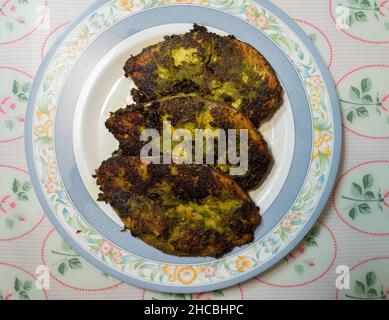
(54, 6), (311, 265)
(25, 0), (342, 293)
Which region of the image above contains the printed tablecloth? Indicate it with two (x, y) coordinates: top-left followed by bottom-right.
(0, 0), (388, 300)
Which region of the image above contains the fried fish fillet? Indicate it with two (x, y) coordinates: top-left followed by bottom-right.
(106, 95), (272, 190)
(95, 156), (260, 257)
(124, 24), (282, 127)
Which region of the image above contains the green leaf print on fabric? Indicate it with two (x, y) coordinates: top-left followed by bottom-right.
(337, 0), (389, 27)
(52, 249), (83, 276)
(342, 174), (385, 219)
(13, 277), (32, 300)
(346, 271), (387, 300)
(12, 178), (30, 201)
(341, 78), (385, 123)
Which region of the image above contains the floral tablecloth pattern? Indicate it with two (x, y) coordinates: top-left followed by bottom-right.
(0, 0), (388, 300)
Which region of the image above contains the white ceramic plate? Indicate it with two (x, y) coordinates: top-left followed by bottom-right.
(26, 0), (341, 292)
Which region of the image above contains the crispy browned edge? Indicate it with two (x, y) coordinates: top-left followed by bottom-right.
(95, 156), (260, 257)
(123, 25), (283, 125)
(105, 95), (273, 190)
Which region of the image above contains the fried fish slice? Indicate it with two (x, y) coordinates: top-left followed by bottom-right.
(124, 24), (282, 127)
(106, 95), (272, 190)
(95, 156), (260, 258)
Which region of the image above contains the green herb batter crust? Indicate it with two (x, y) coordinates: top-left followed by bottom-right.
(106, 95), (272, 190)
(96, 156), (260, 258)
(124, 24), (283, 127)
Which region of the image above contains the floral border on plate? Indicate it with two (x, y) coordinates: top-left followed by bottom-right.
(256, 220), (337, 288)
(40, 228), (124, 292)
(30, 0), (335, 287)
